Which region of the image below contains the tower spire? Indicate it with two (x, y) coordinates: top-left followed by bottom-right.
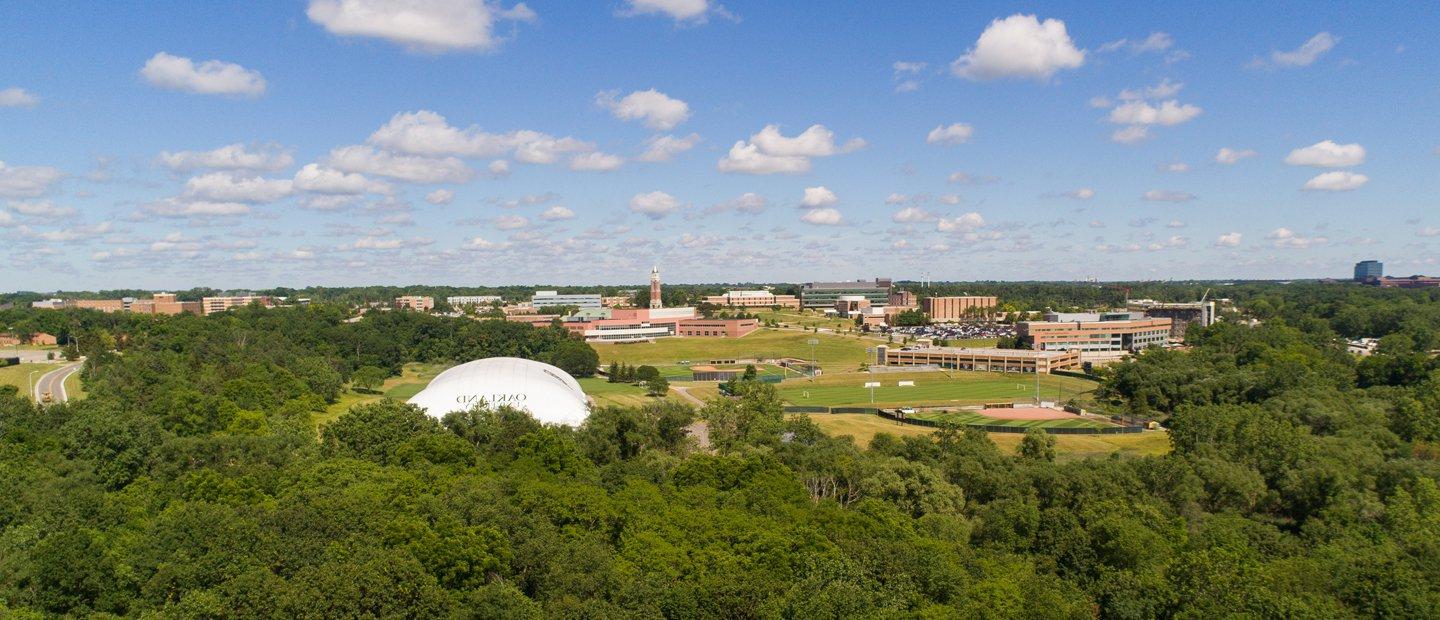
(649, 265), (662, 309)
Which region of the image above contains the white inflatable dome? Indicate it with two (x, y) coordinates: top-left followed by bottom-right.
(406, 357), (591, 426)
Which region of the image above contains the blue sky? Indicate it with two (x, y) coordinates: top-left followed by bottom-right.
(2, 1), (1437, 291)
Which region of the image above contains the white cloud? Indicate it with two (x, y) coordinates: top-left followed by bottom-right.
(140, 52), (266, 97)
(1215, 147), (1257, 165)
(800, 186), (838, 208)
(1161, 162), (1189, 173)
(638, 133), (701, 162)
(425, 189), (454, 205)
(1263, 32), (1337, 68)
(1284, 140), (1365, 167)
(540, 205), (575, 221)
(5, 200), (75, 219)
(568, 151), (624, 172)
(937, 212), (985, 233)
(621, 0), (725, 24)
(1302, 171), (1369, 192)
(182, 172), (293, 203)
(938, 194), (961, 205)
(1214, 232), (1242, 247)
(325, 145), (473, 183)
(1099, 32), (1173, 54)
(895, 80), (921, 93)
(1108, 99), (1202, 126)
(366, 110), (597, 166)
(1267, 227), (1328, 248)
(630, 190), (682, 219)
(488, 159), (511, 178)
(493, 214), (529, 230)
(717, 124), (863, 174)
(707, 192), (767, 214)
(800, 207), (844, 226)
(293, 164), (391, 194)
(465, 236), (512, 250)
(892, 206), (935, 223)
(0, 87), (39, 108)
(1065, 187), (1095, 200)
(715, 141), (809, 175)
(596, 89), (691, 130)
(1118, 78), (1184, 100)
(950, 14), (1085, 81)
(143, 198), (251, 218)
(1110, 125), (1150, 144)
(1142, 189), (1195, 202)
(947, 171), (999, 185)
(1417, 226), (1440, 238)
(926, 123), (974, 145)
(158, 143), (294, 172)
(0, 161), (64, 198)
(300, 195), (358, 211)
(24, 222), (113, 243)
(893, 61), (926, 74)
(306, 0), (535, 53)
(1088, 95), (1112, 108)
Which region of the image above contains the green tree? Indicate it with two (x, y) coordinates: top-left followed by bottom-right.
(1018, 428), (1056, 462)
(350, 365), (386, 393)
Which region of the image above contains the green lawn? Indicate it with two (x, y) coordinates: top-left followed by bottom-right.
(577, 377), (683, 408)
(0, 362), (63, 401)
(776, 370), (1098, 408)
(591, 328), (873, 371)
(63, 368), (86, 400)
(318, 362), (448, 426)
(807, 414), (1172, 461)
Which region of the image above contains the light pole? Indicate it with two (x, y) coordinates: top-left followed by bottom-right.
(28, 370), (37, 402)
(807, 338), (819, 381)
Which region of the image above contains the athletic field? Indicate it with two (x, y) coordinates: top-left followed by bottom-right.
(776, 370), (1098, 408)
(807, 414), (1171, 460)
(906, 409), (1109, 429)
(591, 328), (873, 370)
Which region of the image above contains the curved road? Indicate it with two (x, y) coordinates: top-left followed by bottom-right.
(33, 362), (82, 404)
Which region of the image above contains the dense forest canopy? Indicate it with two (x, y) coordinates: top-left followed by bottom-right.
(1, 281), (1439, 617)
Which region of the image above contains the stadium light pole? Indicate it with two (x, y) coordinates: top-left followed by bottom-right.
(807, 338), (818, 381)
(28, 370), (37, 402)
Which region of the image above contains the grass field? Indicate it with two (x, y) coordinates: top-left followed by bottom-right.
(591, 328), (873, 371)
(318, 362), (448, 426)
(577, 377), (683, 408)
(63, 369), (86, 400)
(807, 414), (1172, 460)
(776, 370), (1098, 408)
(907, 410), (1109, 429)
(0, 362), (62, 401)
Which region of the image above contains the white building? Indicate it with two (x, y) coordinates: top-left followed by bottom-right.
(407, 357), (591, 426)
(447, 295), (503, 307)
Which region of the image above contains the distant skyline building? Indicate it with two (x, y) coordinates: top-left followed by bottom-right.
(1354, 260), (1383, 281)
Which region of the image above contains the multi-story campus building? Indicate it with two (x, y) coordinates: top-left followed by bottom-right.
(447, 295), (502, 307)
(874, 345), (1080, 374)
(703, 290), (801, 309)
(394, 296), (435, 312)
(800, 278), (891, 308)
(531, 291), (602, 309)
(676, 318), (759, 338)
(1354, 260), (1383, 281)
(1126, 299), (1216, 338)
(1019, 312), (1172, 354)
(44, 293), (202, 315)
(201, 295), (274, 315)
(921, 295), (998, 322)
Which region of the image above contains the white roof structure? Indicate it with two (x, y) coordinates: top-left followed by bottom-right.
(406, 357), (591, 426)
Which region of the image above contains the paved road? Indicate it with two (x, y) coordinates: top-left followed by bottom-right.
(33, 362), (82, 404)
(670, 385), (705, 406)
